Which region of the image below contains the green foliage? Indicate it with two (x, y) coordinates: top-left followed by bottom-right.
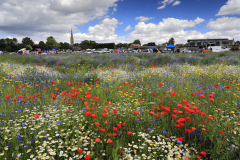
(168, 37), (175, 45)
(133, 39), (141, 45)
(22, 37), (34, 46)
(45, 36), (59, 50)
(26, 44), (33, 51)
(80, 40), (97, 49)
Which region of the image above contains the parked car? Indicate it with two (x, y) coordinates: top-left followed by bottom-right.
(95, 49), (110, 54)
(85, 49), (93, 54)
(208, 46), (230, 52)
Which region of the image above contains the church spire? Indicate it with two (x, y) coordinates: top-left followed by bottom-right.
(70, 29), (74, 46)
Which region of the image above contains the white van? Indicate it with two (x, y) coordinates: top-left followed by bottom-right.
(208, 46), (230, 52)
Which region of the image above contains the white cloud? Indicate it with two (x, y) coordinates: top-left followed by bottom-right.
(129, 17), (207, 44)
(172, 0), (181, 6)
(124, 25), (131, 32)
(72, 18), (128, 43)
(207, 17), (240, 31)
(113, 7), (117, 12)
(135, 16), (154, 22)
(157, 0), (180, 9)
(216, 0), (240, 16)
(0, 0), (118, 40)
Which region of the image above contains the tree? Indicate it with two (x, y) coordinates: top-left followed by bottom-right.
(26, 44), (33, 51)
(62, 42), (71, 49)
(80, 40), (97, 49)
(0, 39), (6, 50)
(167, 37), (175, 45)
(38, 41), (46, 50)
(45, 36), (59, 50)
(5, 46), (11, 52)
(133, 39), (141, 45)
(59, 42), (64, 49)
(22, 37), (34, 46)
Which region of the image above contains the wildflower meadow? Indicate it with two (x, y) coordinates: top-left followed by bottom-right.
(0, 52), (240, 160)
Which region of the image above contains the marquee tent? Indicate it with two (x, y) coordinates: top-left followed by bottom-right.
(166, 44), (176, 48)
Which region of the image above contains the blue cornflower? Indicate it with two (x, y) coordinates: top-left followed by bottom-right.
(163, 131), (167, 134)
(22, 123), (26, 126)
(177, 141), (182, 144)
(6, 144), (10, 146)
(24, 145), (28, 148)
(199, 137), (203, 141)
(19, 141), (23, 143)
(119, 131), (122, 134)
(136, 119), (139, 121)
(153, 121), (157, 124)
(230, 118), (234, 120)
(147, 128), (153, 131)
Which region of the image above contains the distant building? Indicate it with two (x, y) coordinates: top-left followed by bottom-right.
(187, 38), (234, 48)
(130, 44), (141, 48)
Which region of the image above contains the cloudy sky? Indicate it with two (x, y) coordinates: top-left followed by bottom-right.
(0, 0), (240, 45)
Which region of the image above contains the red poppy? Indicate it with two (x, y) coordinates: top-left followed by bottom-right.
(177, 104), (182, 107)
(197, 155), (202, 159)
(192, 106), (197, 109)
(20, 85), (24, 88)
(116, 124), (121, 128)
(34, 115), (39, 119)
(95, 79), (99, 82)
(67, 109), (71, 112)
(96, 138), (101, 142)
(201, 112), (206, 116)
(113, 133), (117, 136)
(122, 122), (127, 126)
(92, 114), (97, 118)
(85, 155), (91, 159)
(208, 94), (214, 98)
(107, 133), (112, 137)
(199, 94), (204, 97)
(133, 110), (140, 114)
(214, 85), (218, 88)
(185, 129), (191, 134)
(94, 122), (100, 126)
(200, 151), (207, 155)
(159, 83), (163, 86)
(6, 96), (10, 99)
(185, 117), (191, 120)
(107, 139), (113, 143)
(207, 116), (213, 120)
(104, 120), (108, 124)
(151, 92), (156, 96)
(226, 86), (230, 89)
(150, 111), (155, 115)
(43, 88), (47, 90)
(192, 127), (196, 130)
(99, 128), (105, 132)
(85, 112), (91, 116)
(78, 149), (83, 153)
(175, 124), (180, 127)
(127, 131), (132, 135)
(113, 109), (118, 113)
(176, 136), (183, 142)
(172, 114), (177, 117)
(209, 98), (214, 102)
(198, 90), (201, 93)
(51, 81), (55, 84)
(113, 127), (117, 132)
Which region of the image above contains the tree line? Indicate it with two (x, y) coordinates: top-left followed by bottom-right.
(0, 36), (176, 52)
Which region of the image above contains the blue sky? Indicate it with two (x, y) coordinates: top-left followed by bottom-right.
(0, 0), (240, 44)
